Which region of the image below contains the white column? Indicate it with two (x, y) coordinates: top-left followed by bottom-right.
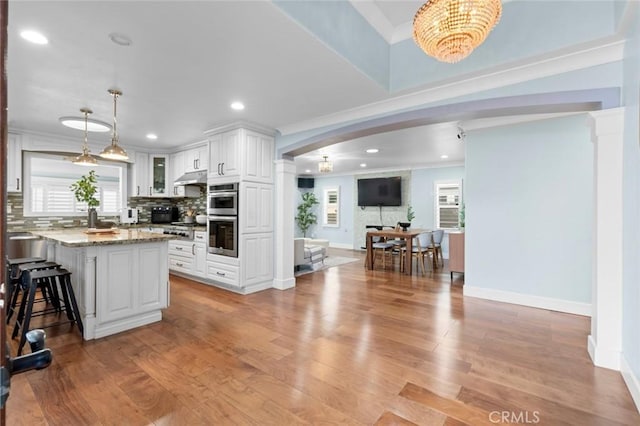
(588, 108), (625, 370)
(273, 159), (296, 290)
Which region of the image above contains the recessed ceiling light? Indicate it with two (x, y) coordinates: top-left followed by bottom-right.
(21, 30), (48, 45)
(360, 163), (367, 167)
(146, 133), (158, 140)
(230, 101), (245, 111)
(59, 116), (111, 132)
(366, 148), (379, 154)
(441, 154), (449, 159)
(109, 32), (132, 46)
(305, 169), (311, 173)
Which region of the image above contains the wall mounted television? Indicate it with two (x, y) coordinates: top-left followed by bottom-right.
(357, 177), (402, 206)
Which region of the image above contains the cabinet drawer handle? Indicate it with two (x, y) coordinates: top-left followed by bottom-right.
(195, 235), (203, 240)
(216, 271), (225, 276)
(176, 246), (183, 251)
(192, 244), (195, 255)
(176, 262), (183, 267)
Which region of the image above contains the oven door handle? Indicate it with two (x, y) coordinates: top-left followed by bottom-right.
(208, 215), (237, 221)
(209, 191), (237, 197)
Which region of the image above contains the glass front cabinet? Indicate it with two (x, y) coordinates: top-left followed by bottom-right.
(150, 154), (169, 197)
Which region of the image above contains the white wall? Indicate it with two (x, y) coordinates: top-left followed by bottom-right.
(465, 115), (593, 307)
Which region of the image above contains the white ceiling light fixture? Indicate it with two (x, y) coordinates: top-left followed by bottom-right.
(440, 154), (449, 159)
(20, 30), (48, 45)
(365, 148), (379, 153)
(59, 116), (111, 132)
(305, 169), (311, 173)
(230, 101), (245, 111)
(360, 163), (367, 168)
(72, 108), (98, 166)
(318, 155), (333, 173)
(146, 133), (158, 140)
(99, 89), (129, 161)
(413, 0), (502, 63)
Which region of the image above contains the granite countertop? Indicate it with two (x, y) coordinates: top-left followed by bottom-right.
(30, 228), (178, 247)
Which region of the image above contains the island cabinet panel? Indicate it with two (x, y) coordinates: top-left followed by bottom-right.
(98, 247), (137, 323)
(139, 245), (168, 310)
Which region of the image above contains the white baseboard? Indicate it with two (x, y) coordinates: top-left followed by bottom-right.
(463, 286), (591, 316)
(330, 242), (354, 249)
(621, 354), (640, 413)
(587, 334), (621, 370)
(93, 311), (162, 340)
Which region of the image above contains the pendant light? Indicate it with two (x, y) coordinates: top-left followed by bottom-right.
(100, 88), (128, 161)
(318, 155), (333, 173)
(72, 108), (98, 166)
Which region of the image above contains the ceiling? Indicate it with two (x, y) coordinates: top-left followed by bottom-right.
(7, 1), (620, 177)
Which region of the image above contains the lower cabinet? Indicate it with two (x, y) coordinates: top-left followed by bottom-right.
(449, 231), (465, 280)
(169, 238), (207, 278)
(206, 259), (240, 287)
(241, 233), (273, 289)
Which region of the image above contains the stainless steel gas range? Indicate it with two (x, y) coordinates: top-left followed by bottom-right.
(162, 223), (196, 240)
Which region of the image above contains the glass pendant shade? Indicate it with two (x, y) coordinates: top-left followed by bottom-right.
(413, 0), (502, 63)
(72, 108), (98, 166)
(318, 155), (333, 173)
(100, 88), (129, 161)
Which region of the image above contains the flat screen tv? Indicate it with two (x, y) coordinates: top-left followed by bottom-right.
(357, 177), (401, 206)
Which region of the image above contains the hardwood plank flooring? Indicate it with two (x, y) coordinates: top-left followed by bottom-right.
(6, 248), (639, 425)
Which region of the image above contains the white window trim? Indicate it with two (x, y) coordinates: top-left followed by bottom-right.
(23, 151), (128, 217)
(434, 179), (463, 229)
(323, 187), (340, 228)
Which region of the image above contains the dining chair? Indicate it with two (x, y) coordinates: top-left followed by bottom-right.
(371, 238), (396, 270)
(400, 231), (432, 275)
(427, 229), (445, 269)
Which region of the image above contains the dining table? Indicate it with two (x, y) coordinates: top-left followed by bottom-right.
(365, 228), (430, 275)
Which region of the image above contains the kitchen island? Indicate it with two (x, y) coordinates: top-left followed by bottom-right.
(31, 229), (176, 340)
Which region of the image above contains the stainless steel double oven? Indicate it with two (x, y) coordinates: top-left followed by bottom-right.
(207, 183), (238, 257)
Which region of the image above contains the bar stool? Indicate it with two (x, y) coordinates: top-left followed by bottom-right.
(7, 261), (61, 324)
(5, 256), (47, 324)
(13, 268), (83, 355)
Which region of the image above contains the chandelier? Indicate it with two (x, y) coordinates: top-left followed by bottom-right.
(72, 108), (98, 166)
(100, 88), (129, 161)
(318, 155), (333, 173)
(413, 0), (502, 63)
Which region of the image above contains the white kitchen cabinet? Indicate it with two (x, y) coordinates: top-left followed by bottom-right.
(244, 130), (274, 183)
(150, 154), (170, 197)
(209, 130), (240, 178)
(96, 243), (168, 325)
(168, 234), (207, 279)
(240, 182), (273, 234)
(241, 233), (273, 290)
(7, 132), (22, 193)
(129, 152), (149, 197)
(184, 145), (209, 173)
(129, 153), (170, 197)
(206, 259), (240, 287)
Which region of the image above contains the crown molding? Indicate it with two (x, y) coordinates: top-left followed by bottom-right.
(277, 37), (624, 137)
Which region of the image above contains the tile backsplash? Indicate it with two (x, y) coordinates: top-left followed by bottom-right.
(6, 189), (207, 231)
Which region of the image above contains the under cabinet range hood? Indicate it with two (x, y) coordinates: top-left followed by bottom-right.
(174, 170), (207, 186)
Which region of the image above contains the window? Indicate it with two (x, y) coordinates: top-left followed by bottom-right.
(323, 187), (339, 227)
(435, 180), (462, 229)
(23, 152), (127, 217)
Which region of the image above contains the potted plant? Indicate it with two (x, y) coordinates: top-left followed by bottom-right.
(295, 191), (319, 237)
(70, 170), (100, 228)
(398, 205), (415, 231)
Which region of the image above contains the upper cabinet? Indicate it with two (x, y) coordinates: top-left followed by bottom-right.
(206, 124), (274, 183)
(129, 152), (169, 197)
(184, 145), (208, 173)
(169, 151), (200, 198)
(7, 133), (22, 193)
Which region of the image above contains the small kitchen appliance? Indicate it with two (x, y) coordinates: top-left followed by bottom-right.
(151, 206), (179, 224)
(120, 207), (139, 224)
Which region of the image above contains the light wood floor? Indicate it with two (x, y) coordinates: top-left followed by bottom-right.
(6, 248), (640, 425)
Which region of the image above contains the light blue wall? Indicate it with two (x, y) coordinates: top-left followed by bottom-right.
(276, 61), (622, 153)
(273, 0), (389, 88)
(294, 175), (354, 246)
(465, 115), (593, 303)
(410, 166), (465, 258)
(621, 0), (640, 403)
